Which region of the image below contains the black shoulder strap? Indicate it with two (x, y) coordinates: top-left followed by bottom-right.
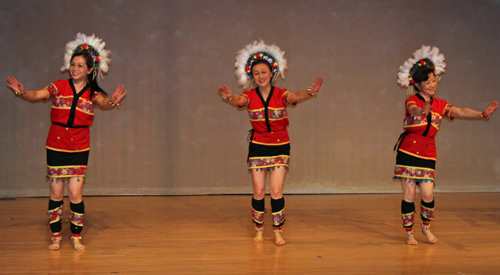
(255, 86), (275, 132)
(67, 79), (90, 127)
(415, 94), (434, 137)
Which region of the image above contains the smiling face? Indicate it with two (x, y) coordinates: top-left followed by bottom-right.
(415, 72), (437, 98)
(69, 55), (93, 82)
(251, 63), (273, 89)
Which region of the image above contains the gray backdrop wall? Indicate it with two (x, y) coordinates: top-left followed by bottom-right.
(1, 0), (499, 197)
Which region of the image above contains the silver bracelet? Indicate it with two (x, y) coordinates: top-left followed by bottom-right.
(15, 88), (26, 95)
(307, 87), (318, 96)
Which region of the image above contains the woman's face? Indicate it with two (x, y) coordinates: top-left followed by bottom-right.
(416, 73), (437, 98)
(252, 63), (273, 89)
(70, 55), (93, 82)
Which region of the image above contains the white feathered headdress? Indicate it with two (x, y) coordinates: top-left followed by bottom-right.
(60, 33), (111, 80)
(235, 40), (287, 89)
(397, 46), (446, 96)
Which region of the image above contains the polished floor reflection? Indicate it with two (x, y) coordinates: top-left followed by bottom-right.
(1, 193), (500, 274)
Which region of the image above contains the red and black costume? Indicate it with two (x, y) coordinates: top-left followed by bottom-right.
(44, 79), (103, 237)
(240, 86), (294, 232)
(394, 93), (455, 184)
(239, 86), (296, 171)
(394, 93), (455, 230)
(44, 79), (103, 178)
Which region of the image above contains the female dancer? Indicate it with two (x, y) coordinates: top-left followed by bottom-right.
(6, 33), (127, 251)
(218, 40), (323, 246)
(394, 46), (498, 245)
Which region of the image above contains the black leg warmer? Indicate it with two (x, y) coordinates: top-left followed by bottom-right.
(401, 200), (415, 228)
(48, 199), (64, 233)
(420, 199), (435, 222)
(271, 197), (285, 228)
(70, 201), (85, 234)
(252, 197), (265, 226)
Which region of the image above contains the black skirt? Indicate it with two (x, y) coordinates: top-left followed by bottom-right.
(46, 149), (89, 179)
(393, 151), (436, 184)
(247, 143), (291, 170)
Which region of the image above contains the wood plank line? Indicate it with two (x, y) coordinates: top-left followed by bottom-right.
(1, 194), (499, 274)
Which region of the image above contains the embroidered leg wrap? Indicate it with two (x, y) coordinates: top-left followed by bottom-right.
(252, 197), (265, 230)
(401, 200), (415, 232)
(48, 199), (64, 233)
(271, 197), (285, 233)
(420, 199), (435, 228)
(70, 201), (85, 236)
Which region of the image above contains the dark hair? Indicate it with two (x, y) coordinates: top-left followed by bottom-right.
(70, 51), (108, 96)
(250, 59), (274, 77)
(411, 66), (435, 92)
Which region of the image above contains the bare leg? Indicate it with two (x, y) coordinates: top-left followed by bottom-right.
(419, 181), (438, 244)
(251, 169), (267, 243)
(48, 178), (65, 250)
(50, 178), (65, 201)
(67, 177), (84, 204)
(68, 177), (86, 251)
(269, 167), (286, 200)
(401, 179), (418, 245)
(270, 167), (287, 246)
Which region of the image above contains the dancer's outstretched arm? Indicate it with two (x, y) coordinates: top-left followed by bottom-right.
(6, 76), (49, 101)
(287, 76), (324, 104)
(95, 84), (127, 109)
(217, 84), (247, 107)
(451, 101), (498, 118)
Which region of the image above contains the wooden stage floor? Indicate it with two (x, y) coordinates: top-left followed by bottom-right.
(1, 193), (500, 274)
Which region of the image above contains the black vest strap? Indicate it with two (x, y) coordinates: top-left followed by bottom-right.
(415, 93), (434, 137)
(67, 79), (90, 127)
(255, 86), (275, 133)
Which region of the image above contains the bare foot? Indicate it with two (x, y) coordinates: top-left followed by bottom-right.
(274, 230), (285, 246)
(72, 237), (86, 251)
(253, 230), (263, 243)
(421, 226), (438, 244)
(48, 236), (62, 250)
(405, 231), (418, 245)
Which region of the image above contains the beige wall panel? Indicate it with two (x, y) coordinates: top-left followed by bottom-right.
(0, 0), (499, 196)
